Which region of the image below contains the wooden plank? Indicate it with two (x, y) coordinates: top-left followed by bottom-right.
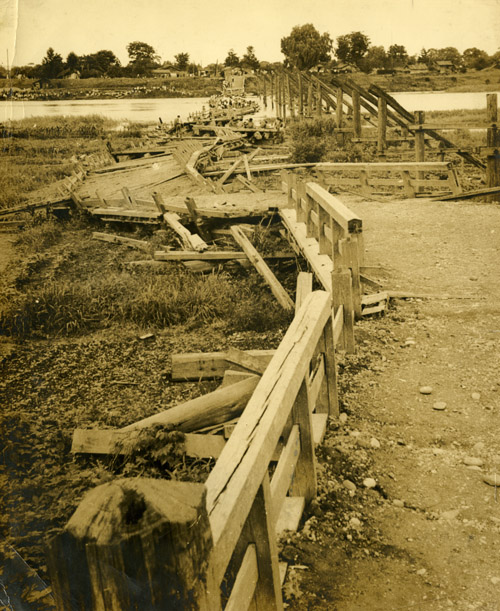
(92, 232), (150, 251)
(270, 425), (301, 521)
(171, 350), (275, 380)
(205, 291), (332, 583)
(275, 497), (305, 534)
(218, 156), (245, 187)
(280, 208), (333, 292)
(219, 370), (257, 389)
(230, 225), (294, 311)
(226, 348), (269, 375)
(308, 354), (325, 410)
(430, 185), (500, 201)
(155, 250), (246, 261)
(163, 212), (208, 252)
(305, 182), (362, 234)
(71, 428), (227, 458)
(225, 545), (259, 611)
(332, 270), (355, 353)
(312, 413), (328, 446)
(295, 272), (313, 313)
(332, 305), (344, 346)
(241, 475), (284, 610)
(362, 291), (388, 306)
(289, 380), (316, 502)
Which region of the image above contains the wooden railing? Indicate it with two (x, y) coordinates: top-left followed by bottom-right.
(280, 170), (369, 350)
(47, 291), (341, 610)
(314, 160), (462, 198)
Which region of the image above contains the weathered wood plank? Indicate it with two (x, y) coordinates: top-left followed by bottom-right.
(171, 350), (275, 380)
(71, 428), (227, 458)
(205, 291), (332, 583)
(225, 545), (259, 611)
(162, 211), (208, 252)
(230, 225), (294, 311)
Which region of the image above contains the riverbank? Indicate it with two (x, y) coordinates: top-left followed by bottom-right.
(2, 69), (499, 103)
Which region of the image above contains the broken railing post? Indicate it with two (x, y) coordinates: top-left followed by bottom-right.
(47, 478), (219, 611)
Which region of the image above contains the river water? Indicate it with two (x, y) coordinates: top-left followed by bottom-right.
(1, 91), (499, 123)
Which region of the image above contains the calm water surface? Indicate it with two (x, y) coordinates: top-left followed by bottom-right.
(1, 91), (499, 123)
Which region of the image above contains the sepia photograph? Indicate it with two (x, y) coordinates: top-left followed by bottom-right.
(1, 0), (499, 608)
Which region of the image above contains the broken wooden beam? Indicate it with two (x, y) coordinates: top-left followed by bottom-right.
(171, 350), (275, 380)
(162, 211), (208, 252)
(230, 225), (294, 311)
(92, 232), (150, 251)
(154, 250), (296, 261)
(122, 375), (260, 433)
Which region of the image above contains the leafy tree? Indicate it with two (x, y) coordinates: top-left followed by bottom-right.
(360, 45), (388, 72)
(41, 47), (64, 79)
(65, 52), (80, 72)
(335, 32), (370, 68)
(463, 47), (491, 70)
(80, 50), (120, 77)
(126, 41), (160, 75)
(174, 52), (190, 71)
(387, 44), (408, 67)
(280, 24), (332, 70)
(241, 46), (259, 70)
(224, 49), (240, 67)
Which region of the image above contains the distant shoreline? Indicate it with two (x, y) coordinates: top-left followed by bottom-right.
(1, 70), (499, 102)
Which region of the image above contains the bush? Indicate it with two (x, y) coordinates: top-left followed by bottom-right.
(290, 136), (326, 163)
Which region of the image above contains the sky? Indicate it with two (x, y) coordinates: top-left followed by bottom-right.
(0, 0), (499, 68)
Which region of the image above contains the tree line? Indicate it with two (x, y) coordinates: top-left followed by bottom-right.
(2, 25), (499, 81)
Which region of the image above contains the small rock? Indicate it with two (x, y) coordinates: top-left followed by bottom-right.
(416, 568), (427, 576)
(433, 401), (447, 411)
(469, 276), (478, 281)
(349, 517), (361, 528)
(483, 474), (500, 487)
(473, 442), (485, 453)
(491, 577), (500, 585)
(339, 413), (348, 425)
(393, 499), (404, 508)
(463, 456), (483, 467)
(370, 438), (381, 449)
(404, 340), (416, 347)
(343, 480), (357, 492)
(466, 465), (482, 471)
(363, 477), (376, 489)
(471, 392), (481, 401)
(419, 386), (433, 395)
(350, 430), (361, 438)
(441, 509), (460, 520)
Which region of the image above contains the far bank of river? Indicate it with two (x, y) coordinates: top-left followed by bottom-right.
(1, 91), (499, 124)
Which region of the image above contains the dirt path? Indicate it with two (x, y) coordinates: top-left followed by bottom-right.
(288, 197), (500, 610)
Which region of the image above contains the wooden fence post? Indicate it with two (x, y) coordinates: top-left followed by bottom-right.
(352, 90), (362, 139)
(316, 82), (322, 117)
(297, 71), (304, 116)
(275, 75), (280, 119)
(316, 314), (339, 416)
(414, 110), (426, 193)
(377, 97), (387, 157)
(331, 270), (355, 354)
(290, 379), (317, 502)
(286, 74), (295, 118)
(270, 75), (274, 111)
(262, 76), (267, 108)
(47, 479), (219, 611)
(240, 475), (284, 610)
(336, 87), (344, 128)
(307, 82), (313, 117)
(486, 93), (500, 202)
